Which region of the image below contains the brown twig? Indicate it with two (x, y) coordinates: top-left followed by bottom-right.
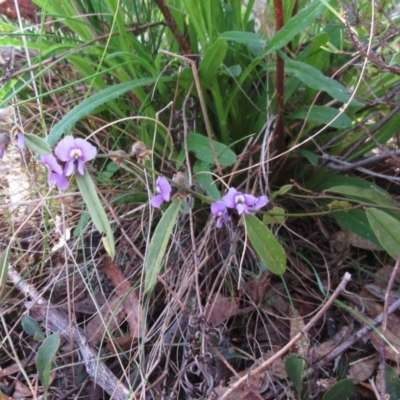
(219, 272), (352, 400)
(152, 0), (193, 57)
(7, 266), (130, 400)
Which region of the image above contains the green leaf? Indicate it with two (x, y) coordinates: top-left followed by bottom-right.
(333, 209), (382, 249)
(297, 149), (319, 166)
(219, 31), (266, 54)
(271, 184), (293, 199)
(263, 0), (325, 56)
(322, 379), (354, 400)
(47, 78), (156, 146)
(199, 38), (228, 88)
(76, 171), (115, 259)
(21, 316), (45, 341)
(325, 186), (396, 208)
(244, 215), (286, 275)
(386, 364), (400, 400)
(286, 105), (352, 129)
(367, 208), (400, 260)
(188, 133), (236, 166)
(145, 200), (181, 293)
(0, 246), (10, 298)
(24, 134), (52, 154)
(285, 355), (303, 397)
(284, 59), (363, 106)
(36, 332), (60, 397)
(193, 161), (221, 200)
(263, 207), (286, 225)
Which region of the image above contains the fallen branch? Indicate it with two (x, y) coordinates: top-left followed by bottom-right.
(7, 266), (130, 400)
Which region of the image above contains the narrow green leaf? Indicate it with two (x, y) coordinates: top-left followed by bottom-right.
(322, 379), (354, 400)
(286, 105), (352, 129)
(325, 186), (396, 208)
(244, 215), (286, 275)
(284, 59), (363, 106)
(199, 38), (228, 87)
(24, 134), (52, 154)
(367, 208), (400, 260)
(263, 0), (324, 56)
(47, 78), (156, 145)
(0, 247), (10, 298)
(76, 171), (115, 259)
(386, 364), (400, 400)
(285, 355), (303, 397)
(219, 31), (266, 54)
(333, 209), (382, 249)
(36, 332), (60, 396)
(188, 133), (236, 166)
(21, 316), (45, 341)
(145, 200), (181, 293)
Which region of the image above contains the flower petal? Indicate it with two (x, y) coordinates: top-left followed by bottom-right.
(16, 133), (25, 149)
(236, 203), (247, 215)
(41, 154), (63, 174)
(65, 160), (76, 176)
(57, 174), (69, 190)
(48, 171), (58, 185)
(55, 136), (75, 161)
(76, 159), (85, 176)
(253, 195), (269, 210)
(222, 188), (238, 208)
(74, 138), (97, 161)
(216, 216), (224, 229)
(151, 194), (164, 208)
(156, 177), (172, 201)
(211, 201), (226, 216)
(244, 194), (258, 206)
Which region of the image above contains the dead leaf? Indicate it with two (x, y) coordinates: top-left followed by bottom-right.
(13, 379), (33, 400)
(331, 230), (381, 251)
(0, 0), (36, 21)
(107, 336), (136, 353)
(245, 272), (270, 303)
(369, 327), (400, 363)
(103, 257), (144, 338)
(85, 295), (125, 344)
(348, 354), (378, 383)
(205, 293), (239, 325)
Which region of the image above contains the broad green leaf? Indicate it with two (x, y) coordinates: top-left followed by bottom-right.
(219, 31), (266, 54)
(271, 184), (293, 199)
(386, 364), (400, 400)
(76, 171), (115, 259)
(367, 208), (400, 260)
(36, 332), (60, 397)
(284, 59), (363, 106)
(263, 0), (325, 56)
(322, 379), (354, 400)
(285, 355), (303, 397)
(145, 200), (181, 293)
(47, 78), (156, 146)
(263, 207), (286, 225)
(333, 209), (382, 249)
(21, 316), (45, 341)
(188, 133), (236, 166)
(244, 215), (286, 275)
(297, 149), (319, 167)
(193, 161), (221, 200)
(325, 186), (396, 208)
(286, 105), (352, 129)
(24, 134), (52, 154)
(0, 247), (10, 298)
(199, 38), (228, 88)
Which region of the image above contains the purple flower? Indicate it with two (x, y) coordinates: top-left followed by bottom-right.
(55, 135), (97, 176)
(15, 132), (24, 150)
(41, 154), (69, 190)
(250, 195), (269, 211)
(151, 176), (172, 208)
(222, 187), (259, 215)
(211, 201), (229, 228)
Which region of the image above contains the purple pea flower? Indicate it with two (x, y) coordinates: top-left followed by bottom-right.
(151, 176), (172, 208)
(222, 187), (260, 215)
(41, 154), (69, 190)
(211, 201), (229, 228)
(55, 135), (97, 176)
(250, 195), (269, 211)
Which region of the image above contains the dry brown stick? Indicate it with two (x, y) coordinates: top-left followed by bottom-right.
(7, 266), (130, 400)
(378, 255), (400, 397)
(219, 272), (352, 400)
